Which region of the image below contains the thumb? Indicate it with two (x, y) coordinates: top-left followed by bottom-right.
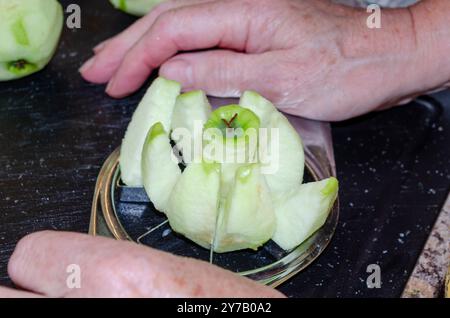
(159, 50), (266, 97)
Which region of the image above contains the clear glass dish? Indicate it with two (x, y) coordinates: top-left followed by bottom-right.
(90, 98), (339, 288)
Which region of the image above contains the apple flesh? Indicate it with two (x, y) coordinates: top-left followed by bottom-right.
(141, 122), (181, 213)
(0, 0), (63, 81)
(272, 177), (339, 251)
(166, 162), (221, 249)
(120, 77), (181, 186)
(239, 91), (305, 199)
(109, 0), (165, 16)
(171, 90), (212, 164)
(214, 164), (276, 253)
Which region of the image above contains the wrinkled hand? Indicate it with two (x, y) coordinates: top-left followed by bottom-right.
(79, 0), (446, 121)
(0, 231), (284, 298)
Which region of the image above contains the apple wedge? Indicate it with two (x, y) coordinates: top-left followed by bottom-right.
(239, 91), (277, 127)
(239, 91), (305, 198)
(166, 162), (221, 249)
(141, 122), (181, 213)
(171, 90), (212, 164)
(214, 164), (276, 253)
(120, 77), (181, 186)
(109, 0), (164, 16)
(272, 177), (338, 251)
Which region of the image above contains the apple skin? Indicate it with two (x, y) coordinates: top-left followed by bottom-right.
(109, 0), (165, 16)
(272, 177), (338, 251)
(141, 122), (181, 213)
(120, 77), (181, 186)
(171, 90), (212, 165)
(0, 0), (63, 81)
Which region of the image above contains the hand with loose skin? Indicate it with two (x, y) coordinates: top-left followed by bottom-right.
(0, 231), (284, 298)
(80, 0), (450, 121)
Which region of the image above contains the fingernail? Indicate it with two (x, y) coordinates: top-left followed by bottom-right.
(79, 56), (96, 73)
(106, 77), (116, 93)
(161, 59), (193, 86)
(93, 41), (108, 53)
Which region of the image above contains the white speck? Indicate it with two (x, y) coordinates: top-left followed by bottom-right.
(162, 229), (171, 237)
(372, 237), (378, 242)
(14, 200), (19, 204)
(399, 233), (404, 238)
(437, 126), (443, 132)
(349, 202), (354, 207)
(398, 238), (404, 244)
(382, 250), (388, 254)
(364, 189), (369, 194)
(347, 137), (352, 141)
(428, 188), (436, 195)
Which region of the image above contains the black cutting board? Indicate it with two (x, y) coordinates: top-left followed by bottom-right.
(0, 0), (449, 297)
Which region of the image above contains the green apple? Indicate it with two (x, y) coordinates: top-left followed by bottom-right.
(239, 91), (305, 199)
(214, 164), (276, 253)
(272, 177), (338, 251)
(141, 122), (181, 213)
(0, 0), (63, 81)
(203, 105), (260, 164)
(109, 0), (165, 16)
(120, 77), (181, 186)
(166, 161), (221, 249)
(171, 90), (212, 164)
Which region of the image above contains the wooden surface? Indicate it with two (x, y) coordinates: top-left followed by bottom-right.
(0, 0), (449, 297)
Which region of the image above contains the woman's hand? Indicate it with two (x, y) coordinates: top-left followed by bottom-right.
(0, 231), (284, 298)
(80, 0), (450, 121)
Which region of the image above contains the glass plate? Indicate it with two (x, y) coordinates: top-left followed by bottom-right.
(90, 98), (339, 288)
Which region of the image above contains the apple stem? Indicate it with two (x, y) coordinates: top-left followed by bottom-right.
(222, 113), (238, 128)
(12, 59), (27, 70)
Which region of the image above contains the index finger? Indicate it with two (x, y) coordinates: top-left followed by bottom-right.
(106, 0), (256, 97)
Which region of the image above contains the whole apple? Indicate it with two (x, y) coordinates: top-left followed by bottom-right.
(0, 0), (63, 81)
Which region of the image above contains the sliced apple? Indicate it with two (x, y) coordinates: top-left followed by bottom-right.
(272, 177), (338, 251)
(141, 122), (181, 213)
(166, 162), (221, 249)
(120, 77), (181, 186)
(214, 164), (276, 253)
(263, 111), (305, 198)
(239, 91), (277, 127)
(171, 90), (212, 164)
(240, 91), (305, 198)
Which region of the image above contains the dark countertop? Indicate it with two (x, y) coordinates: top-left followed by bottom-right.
(0, 0), (449, 297)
